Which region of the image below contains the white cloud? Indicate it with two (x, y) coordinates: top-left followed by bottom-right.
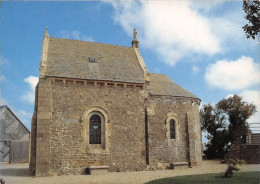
(22, 76), (39, 104)
(24, 76), (38, 91)
(225, 94), (234, 99)
(110, 1), (220, 66)
(205, 56), (260, 90)
(225, 92), (260, 132)
(192, 66), (200, 74)
(60, 30), (94, 42)
(199, 101), (216, 110)
(199, 101), (206, 110)
(109, 1), (259, 66)
(240, 90), (260, 128)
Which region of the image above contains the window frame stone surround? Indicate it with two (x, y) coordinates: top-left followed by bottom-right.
(166, 113), (179, 142)
(81, 107), (110, 154)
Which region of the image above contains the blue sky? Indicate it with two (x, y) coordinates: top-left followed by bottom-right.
(0, 1), (259, 140)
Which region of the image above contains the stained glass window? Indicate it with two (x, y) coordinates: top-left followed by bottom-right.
(170, 119), (175, 139)
(89, 115), (101, 144)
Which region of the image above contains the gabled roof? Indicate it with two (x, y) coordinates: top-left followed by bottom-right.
(46, 37), (145, 84)
(0, 105), (30, 134)
(0, 105), (4, 111)
(149, 73), (199, 99)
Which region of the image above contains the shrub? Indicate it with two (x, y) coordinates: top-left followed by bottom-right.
(224, 159), (245, 178)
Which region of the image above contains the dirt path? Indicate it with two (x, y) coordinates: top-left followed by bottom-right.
(1, 160), (260, 184)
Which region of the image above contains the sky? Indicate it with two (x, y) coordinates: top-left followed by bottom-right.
(0, 1), (259, 141)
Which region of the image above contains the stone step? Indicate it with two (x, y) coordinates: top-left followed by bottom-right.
(172, 162), (189, 170)
(86, 165), (109, 175)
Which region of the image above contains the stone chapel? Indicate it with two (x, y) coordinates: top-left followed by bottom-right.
(29, 28), (202, 176)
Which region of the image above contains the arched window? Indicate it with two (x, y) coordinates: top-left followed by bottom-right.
(82, 107), (109, 153)
(170, 119), (175, 139)
(89, 114), (101, 144)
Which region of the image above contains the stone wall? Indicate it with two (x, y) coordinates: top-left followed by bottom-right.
(224, 139), (242, 162)
(186, 103), (202, 167)
(49, 78), (146, 175)
(240, 144), (260, 164)
(225, 140), (260, 164)
(29, 84), (38, 173)
(31, 77), (203, 176)
(146, 96), (202, 169)
(29, 78), (52, 176)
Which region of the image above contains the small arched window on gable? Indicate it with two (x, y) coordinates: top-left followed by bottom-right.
(170, 119), (176, 139)
(89, 114), (101, 144)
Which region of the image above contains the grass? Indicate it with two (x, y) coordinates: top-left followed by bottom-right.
(145, 171), (260, 184)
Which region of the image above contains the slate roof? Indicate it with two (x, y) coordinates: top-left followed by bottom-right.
(46, 37), (145, 84)
(149, 73), (199, 99)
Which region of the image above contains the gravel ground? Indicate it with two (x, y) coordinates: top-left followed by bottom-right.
(1, 160), (260, 184)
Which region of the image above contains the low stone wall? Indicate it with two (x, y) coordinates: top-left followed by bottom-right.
(240, 144), (260, 164)
(224, 140), (241, 161)
(225, 140), (260, 164)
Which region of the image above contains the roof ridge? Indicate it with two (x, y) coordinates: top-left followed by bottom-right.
(150, 73), (167, 76)
(149, 74), (199, 99)
(2, 106), (30, 133)
(49, 36), (133, 49)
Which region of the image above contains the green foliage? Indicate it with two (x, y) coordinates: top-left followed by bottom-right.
(145, 171), (260, 184)
(217, 95), (256, 143)
(243, 1), (260, 40)
(200, 104), (229, 159)
(200, 95), (256, 159)
(224, 159), (246, 178)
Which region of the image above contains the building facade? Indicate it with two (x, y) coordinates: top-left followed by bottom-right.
(0, 105), (30, 162)
(30, 28), (202, 176)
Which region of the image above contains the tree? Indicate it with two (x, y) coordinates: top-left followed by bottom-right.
(201, 104), (229, 159)
(200, 94), (256, 159)
(217, 95), (256, 143)
(242, 1), (260, 40)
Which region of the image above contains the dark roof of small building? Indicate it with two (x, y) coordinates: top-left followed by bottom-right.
(149, 73), (199, 99)
(46, 37), (145, 84)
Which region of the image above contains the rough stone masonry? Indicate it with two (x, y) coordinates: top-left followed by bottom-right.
(30, 28), (202, 176)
